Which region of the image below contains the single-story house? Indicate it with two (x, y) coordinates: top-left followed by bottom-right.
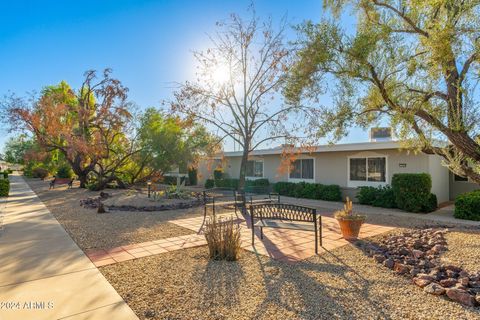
(198, 138), (480, 203)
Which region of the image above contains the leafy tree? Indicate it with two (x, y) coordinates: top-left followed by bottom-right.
(2, 134), (35, 164)
(172, 9), (311, 190)
(286, 1), (480, 183)
(133, 108), (217, 183)
(3, 69), (135, 188)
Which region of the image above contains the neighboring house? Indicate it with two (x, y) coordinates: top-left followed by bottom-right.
(198, 129), (480, 203)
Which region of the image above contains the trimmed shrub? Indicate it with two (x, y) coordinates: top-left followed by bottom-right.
(213, 169), (223, 180)
(56, 164), (73, 179)
(454, 190), (480, 221)
(0, 179), (9, 196)
(372, 186), (397, 208)
(205, 179), (214, 189)
(32, 167), (49, 179)
(357, 186), (378, 205)
(358, 185), (397, 208)
(1, 171), (8, 179)
(273, 181), (294, 195)
(273, 181), (342, 201)
(215, 178), (239, 189)
(392, 173), (432, 213)
(245, 178), (270, 187)
(188, 167), (198, 186)
(422, 193), (438, 213)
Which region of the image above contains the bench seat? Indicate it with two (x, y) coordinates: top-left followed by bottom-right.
(254, 220), (315, 232)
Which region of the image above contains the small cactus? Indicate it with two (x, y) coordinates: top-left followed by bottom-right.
(344, 197), (353, 215)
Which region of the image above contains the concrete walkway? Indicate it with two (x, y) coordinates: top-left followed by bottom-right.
(280, 196), (480, 227)
(0, 175), (138, 320)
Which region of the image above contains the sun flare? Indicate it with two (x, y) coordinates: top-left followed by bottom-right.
(212, 64), (230, 84)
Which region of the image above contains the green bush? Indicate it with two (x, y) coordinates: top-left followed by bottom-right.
(0, 179), (10, 197)
(214, 178), (239, 189)
(1, 171), (8, 179)
(358, 185), (397, 208)
(205, 179), (214, 189)
(422, 193), (438, 213)
(188, 167), (198, 186)
(321, 184), (342, 201)
(32, 167), (49, 179)
(454, 190), (480, 221)
(56, 164), (73, 179)
(273, 181), (341, 201)
(372, 186), (397, 208)
(392, 173), (432, 213)
(357, 186), (378, 205)
(245, 178), (270, 187)
(272, 181), (294, 195)
(213, 169), (223, 180)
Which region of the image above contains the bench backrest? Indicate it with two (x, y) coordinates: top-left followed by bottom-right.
(250, 203), (317, 222)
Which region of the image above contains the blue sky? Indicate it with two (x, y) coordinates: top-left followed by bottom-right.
(0, 0), (368, 152)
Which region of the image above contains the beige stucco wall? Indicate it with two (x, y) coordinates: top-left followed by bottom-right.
(449, 172), (480, 200)
(198, 148), (450, 202)
(427, 155), (450, 203)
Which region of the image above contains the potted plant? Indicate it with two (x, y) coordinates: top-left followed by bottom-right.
(334, 197), (366, 241)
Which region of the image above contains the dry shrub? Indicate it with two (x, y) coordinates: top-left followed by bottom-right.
(204, 216), (241, 261)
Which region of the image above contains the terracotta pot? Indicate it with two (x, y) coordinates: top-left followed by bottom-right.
(337, 218), (365, 241)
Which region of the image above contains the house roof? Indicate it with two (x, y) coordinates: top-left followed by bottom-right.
(222, 140), (402, 157)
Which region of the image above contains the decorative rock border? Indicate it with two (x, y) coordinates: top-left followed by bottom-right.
(357, 228), (480, 307)
(80, 192), (203, 212)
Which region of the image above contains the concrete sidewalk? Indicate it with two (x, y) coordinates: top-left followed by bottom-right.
(0, 175), (138, 320)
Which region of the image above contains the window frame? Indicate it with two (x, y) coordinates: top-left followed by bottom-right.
(347, 155), (388, 187)
(245, 159), (264, 179)
(288, 157), (315, 182)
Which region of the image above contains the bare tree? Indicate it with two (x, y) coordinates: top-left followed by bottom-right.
(172, 9), (310, 189)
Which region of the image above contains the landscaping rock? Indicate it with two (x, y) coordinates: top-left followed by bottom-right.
(446, 288), (478, 307)
(383, 258), (394, 269)
(414, 278), (432, 288)
(440, 278), (457, 288)
(394, 262), (410, 275)
(424, 283), (446, 295)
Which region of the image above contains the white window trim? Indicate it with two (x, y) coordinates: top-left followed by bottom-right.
(347, 155), (388, 188)
(288, 157), (315, 183)
(245, 159), (264, 179)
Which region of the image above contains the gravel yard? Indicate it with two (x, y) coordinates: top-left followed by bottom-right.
(26, 178), (200, 250)
(27, 177), (480, 318)
(101, 231), (480, 320)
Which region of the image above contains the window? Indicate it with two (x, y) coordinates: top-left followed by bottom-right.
(349, 157), (386, 182)
(246, 160), (263, 177)
(454, 174), (468, 182)
(289, 159), (314, 180)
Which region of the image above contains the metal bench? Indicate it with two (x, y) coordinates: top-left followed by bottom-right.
(233, 190), (280, 215)
(249, 203), (322, 254)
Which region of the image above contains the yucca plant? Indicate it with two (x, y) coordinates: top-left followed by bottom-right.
(204, 216), (241, 261)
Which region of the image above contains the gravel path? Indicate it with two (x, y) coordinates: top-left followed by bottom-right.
(442, 230), (480, 273)
(26, 178), (200, 250)
(101, 230), (480, 320)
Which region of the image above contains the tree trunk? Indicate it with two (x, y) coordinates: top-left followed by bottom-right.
(238, 147), (249, 191)
(78, 174), (88, 188)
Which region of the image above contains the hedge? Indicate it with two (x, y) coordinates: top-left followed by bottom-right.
(273, 181), (342, 201)
(205, 179), (214, 189)
(455, 190), (480, 221)
(0, 179), (10, 197)
(357, 185), (396, 208)
(391, 173), (433, 213)
(214, 178), (239, 189)
(1, 171), (8, 179)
